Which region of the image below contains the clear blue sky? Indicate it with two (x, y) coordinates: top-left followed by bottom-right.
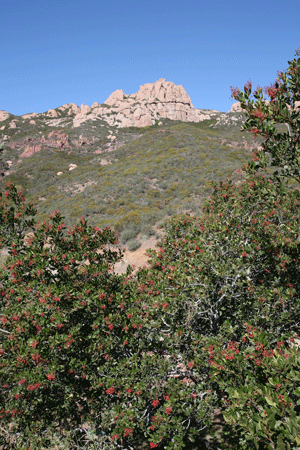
(1, 0), (299, 116)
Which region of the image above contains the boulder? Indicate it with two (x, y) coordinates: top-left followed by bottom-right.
(229, 102), (243, 113)
(0, 111), (10, 122)
(80, 104), (91, 114)
(46, 109), (58, 117)
(104, 89), (125, 106)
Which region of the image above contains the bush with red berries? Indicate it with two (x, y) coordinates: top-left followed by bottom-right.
(1, 47), (300, 450)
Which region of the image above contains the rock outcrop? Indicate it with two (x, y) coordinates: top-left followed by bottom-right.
(46, 109), (58, 118)
(57, 104), (81, 115)
(47, 130), (71, 148)
(1, 79), (222, 131)
(22, 113), (39, 119)
(18, 130), (71, 158)
(0, 111), (10, 122)
(20, 145), (42, 158)
(9, 120), (17, 129)
(84, 78), (218, 128)
(229, 102), (243, 113)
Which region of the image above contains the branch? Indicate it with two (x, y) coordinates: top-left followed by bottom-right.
(0, 328), (10, 334)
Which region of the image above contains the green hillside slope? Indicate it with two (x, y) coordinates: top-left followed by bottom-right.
(1, 113), (261, 243)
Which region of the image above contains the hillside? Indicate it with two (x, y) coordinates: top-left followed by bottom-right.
(0, 79), (262, 248)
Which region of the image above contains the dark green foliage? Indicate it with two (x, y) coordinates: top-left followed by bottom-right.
(2, 170), (300, 449)
(231, 48), (300, 184)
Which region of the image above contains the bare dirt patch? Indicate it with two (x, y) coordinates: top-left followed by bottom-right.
(114, 235), (160, 274)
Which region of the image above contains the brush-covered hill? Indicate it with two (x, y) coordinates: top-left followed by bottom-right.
(0, 79), (262, 248)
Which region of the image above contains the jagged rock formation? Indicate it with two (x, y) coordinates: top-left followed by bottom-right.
(2, 82), (298, 135)
(0, 79), (221, 130)
(72, 78), (219, 128)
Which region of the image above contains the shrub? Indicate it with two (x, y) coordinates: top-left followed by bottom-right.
(0, 186), (218, 450)
(2, 175), (299, 448)
(126, 238), (141, 252)
(0, 181), (36, 248)
(119, 226), (138, 244)
(210, 326), (300, 449)
(131, 172), (300, 449)
(114, 211), (141, 232)
(140, 224), (155, 238)
(0, 187), (142, 448)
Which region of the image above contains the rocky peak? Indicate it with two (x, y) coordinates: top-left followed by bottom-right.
(104, 89), (126, 106)
(104, 79), (193, 107)
(0, 79), (223, 131)
(79, 78), (218, 128)
(57, 103), (81, 115)
(132, 78), (193, 106)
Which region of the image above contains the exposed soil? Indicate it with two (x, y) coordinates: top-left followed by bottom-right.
(114, 235), (160, 274)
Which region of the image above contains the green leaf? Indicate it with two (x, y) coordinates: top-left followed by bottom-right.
(265, 397), (277, 407)
(277, 436), (286, 450)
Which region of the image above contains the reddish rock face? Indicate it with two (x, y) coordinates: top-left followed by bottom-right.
(20, 145), (42, 158)
(17, 130), (71, 158)
(47, 130), (70, 148)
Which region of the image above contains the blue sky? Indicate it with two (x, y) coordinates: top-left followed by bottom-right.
(1, 0), (299, 116)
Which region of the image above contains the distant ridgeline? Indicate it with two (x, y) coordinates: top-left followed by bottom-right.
(0, 78), (244, 131)
(0, 78), (254, 236)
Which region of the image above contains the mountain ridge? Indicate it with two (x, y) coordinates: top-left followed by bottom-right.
(0, 78), (241, 130)
(0, 78), (259, 253)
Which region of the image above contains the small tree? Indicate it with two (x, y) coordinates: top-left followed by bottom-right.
(132, 172), (300, 449)
(0, 186), (217, 450)
(230, 48), (300, 184)
(0, 184), (140, 448)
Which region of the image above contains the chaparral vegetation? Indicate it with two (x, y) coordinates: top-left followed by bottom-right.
(1, 49), (300, 450)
